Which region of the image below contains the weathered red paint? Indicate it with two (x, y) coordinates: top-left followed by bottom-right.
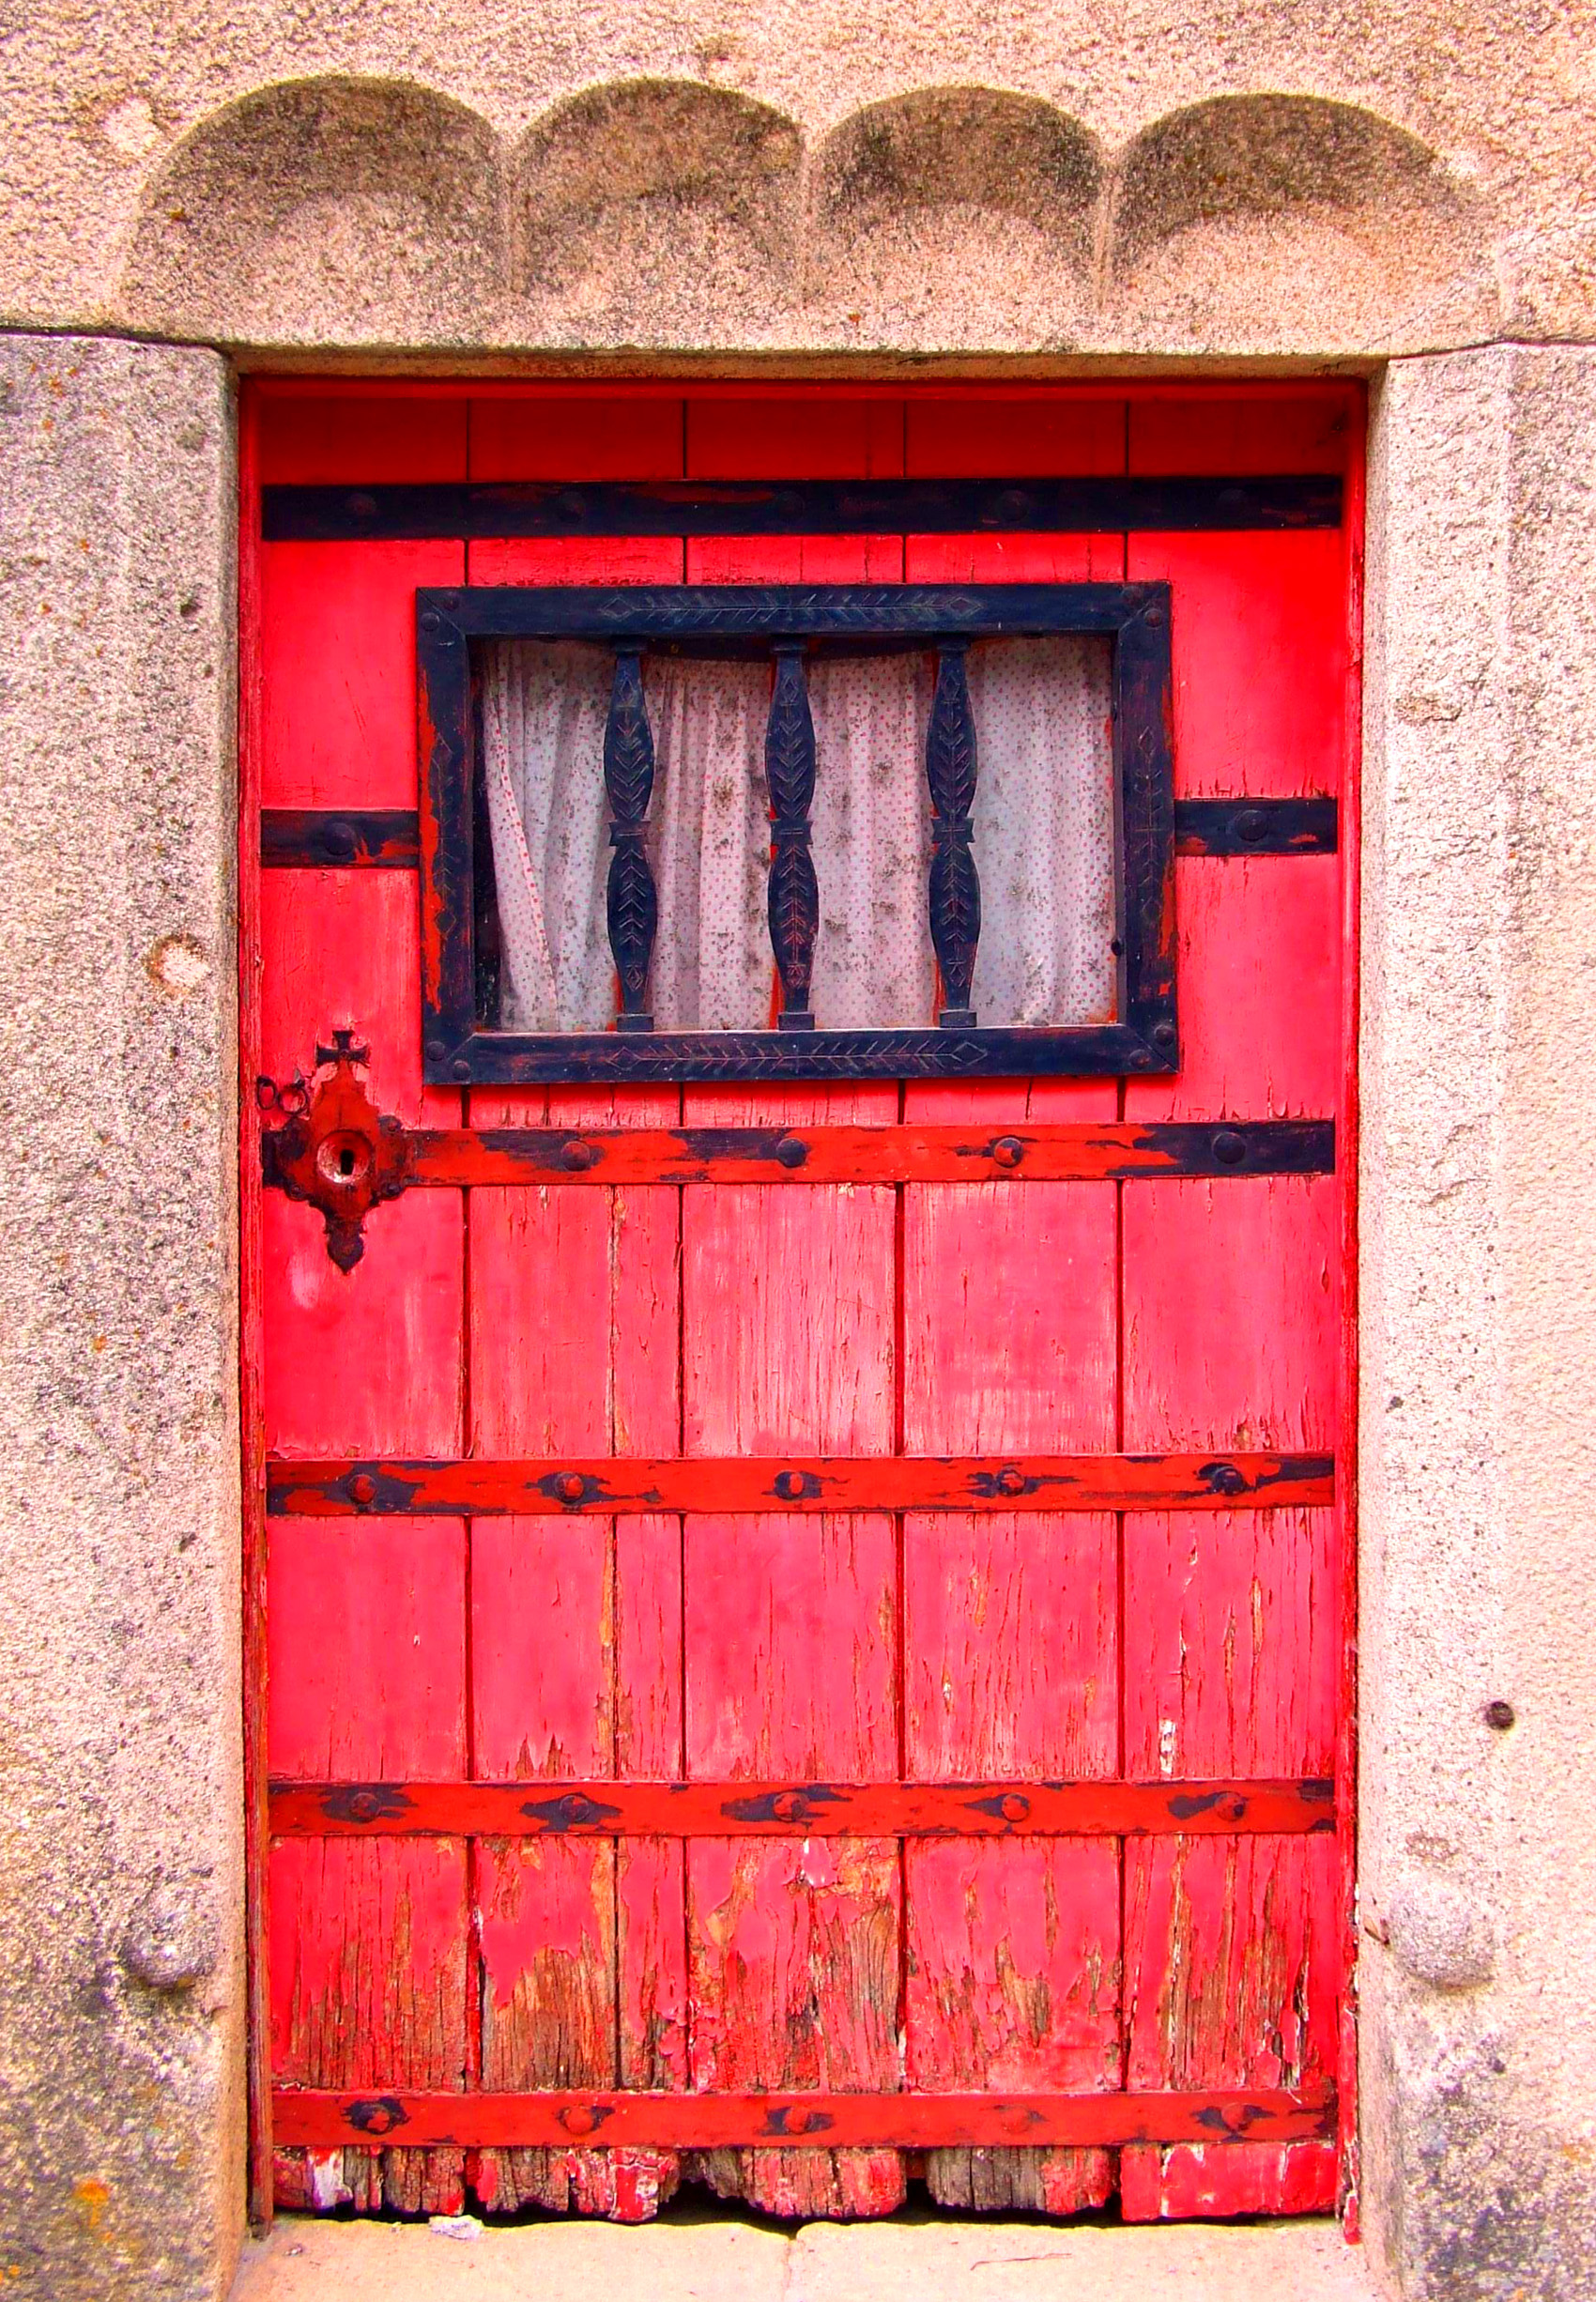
(245, 380), (1360, 2227)
(264, 1104), (1333, 1190)
(272, 2084), (1337, 2152)
(266, 1450), (1333, 1516)
(269, 1776), (1336, 1839)
(238, 388), (274, 2224)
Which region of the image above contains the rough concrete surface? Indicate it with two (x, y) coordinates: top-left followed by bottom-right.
(1358, 348), (1596, 2296)
(232, 2212), (1384, 2302)
(0, 0), (1591, 355)
(0, 337), (242, 2296)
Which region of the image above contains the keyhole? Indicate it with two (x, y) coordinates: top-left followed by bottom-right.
(315, 1133), (372, 1190)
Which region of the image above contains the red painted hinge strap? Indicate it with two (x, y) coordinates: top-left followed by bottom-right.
(271, 2085), (1337, 2151)
(269, 1774), (1335, 1839)
(266, 1450), (1333, 1516)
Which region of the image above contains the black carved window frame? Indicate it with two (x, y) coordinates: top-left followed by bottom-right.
(416, 583), (1177, 1085)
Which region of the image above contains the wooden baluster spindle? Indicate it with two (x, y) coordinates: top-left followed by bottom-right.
(765, 641), (819, 1030)
(926, 640), (981, 1028)
(604, 645), (659, 1032)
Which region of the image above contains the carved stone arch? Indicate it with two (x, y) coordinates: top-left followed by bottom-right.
(118, 76), (506, 345)
(512, 80), (802, 343)
(1104, 94), (1496, 350)
(806, 88), (1101, 347)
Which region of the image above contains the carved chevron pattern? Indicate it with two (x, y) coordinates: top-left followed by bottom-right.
(500, 1032), (992, 1079)
(603, 649), (659, 1022)
(765, 648), (819, 1022)
(606, 845), (658, 1014)
(926, 646), (982, 1021)
(603, 649), (656, 822)
(595, 588), (987, 633)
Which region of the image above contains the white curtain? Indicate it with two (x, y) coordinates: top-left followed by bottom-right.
(482, 636), (1115, 1035)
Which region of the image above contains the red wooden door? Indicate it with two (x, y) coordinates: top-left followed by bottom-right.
(245, 384), (1357, 2226)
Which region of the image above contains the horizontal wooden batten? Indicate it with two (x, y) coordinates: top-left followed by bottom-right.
(268, 1117), (1334, 1189)
(270, 1775), (1335, 1839)
(1174, 797), (1338, 856)
(272, 2086), (1336, 2151)
(262, 801), (1337, 871)
(263, 472), (1343, 544)
(267, 1450), (1333, 1516)
(261, 808), (420, 868)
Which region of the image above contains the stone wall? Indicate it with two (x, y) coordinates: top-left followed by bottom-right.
(1359, 347), (1596, 2300)
(0, 3), (1594, 2297)
(0, 0), (1592, 358)
(0, 339), (242, 2297)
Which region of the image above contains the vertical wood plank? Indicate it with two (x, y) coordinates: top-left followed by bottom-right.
(259, 392), (468, 484)
(1124, 857), (1340, 1125)
(260, 538), (465, 810)
(906, 397), (1126, 477)
(1127, 391), (1352, 476)
(901, 513), (1128, 2211)
(683, 1079), (903, 2220)
(260, 483), (469, 2214)
(1128, 391), (1350, 802)
(260, 871), (462, 1459)
(238, 389), (274, 2221)
(468, 396), (684, 481)
(685, 397), (904, 478)
(902, 1088), (1122, 2213)
(676, 441), (905, 2222)
(468, 1080), (683, 2226)
(1120, 1177), (1340, 2218)
(1127, 531), (1345, 801)
(1119, 450), (1348, 2218)
(464, 528), (685, 2219)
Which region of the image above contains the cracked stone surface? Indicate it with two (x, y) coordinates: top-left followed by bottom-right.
(231, 2212), (1386, 2301)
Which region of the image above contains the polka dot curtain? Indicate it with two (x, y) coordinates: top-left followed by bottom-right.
(481, 636), (1116, 1035)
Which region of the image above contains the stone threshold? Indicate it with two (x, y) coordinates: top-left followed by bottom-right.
(233, 2211), (1386, 2300)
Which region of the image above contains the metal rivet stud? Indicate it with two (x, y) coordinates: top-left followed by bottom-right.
(991, 1136), (1024, 1168)
(347, 1473), (376, 1506)
(775, 1470), (806, 1501)
(321, 819), (357, 863)
(452, 1058), (470, 1081)
(1485, 1699), (1515, 1730)
(561, 1140), (599, 1172)
(772, 1791), (804, 1821)
(998, 1793), (1030, 1822)
(1151, 1021), (1176, 1051)
(346, 493), (377, 519)
(347, 1790), (380, 1823)
(557, 1473), (587, 1503)
(1211, 1128), (1248, 1167)
(995, 1466), (1026, 1497)
(560, 2106), (598, 2137)
(775, 1136), (807, 1169)
(424, 1037), (447, 1062)
(1235, 807), (1268, 845)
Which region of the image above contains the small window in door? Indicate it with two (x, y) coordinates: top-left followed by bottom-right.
(418, 583), (1176, 1084)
